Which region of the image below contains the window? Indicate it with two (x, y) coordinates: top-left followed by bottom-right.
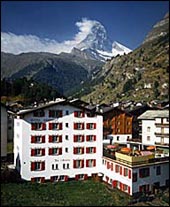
(66, 110), (69, 115)
(49, 135), (62, 143)
(63, 163), (69, 169)
(52, 164), (58, 170)
(124, 168), (128, 177)
(86, 123), (96, 129)
(73, 160), (84, 168)
(31, 123), (46, 130)
(65, 148), (68, 153)
(31, 161), (45, 171)
(115, 165), (120, 173)
(65, 123), (69, 128)
(139, 167), (150, 178)
(74, 147), (84, 154)
(49, 148), (62, 155)
(49, 110), (62, 118)
(147, 136), (150, 141)
(147, 127), (151, 132)
(65, 135), (69, 140)
(74, 111), (85, 118)
(31, 135), (45, 143)
(156, 166), (161, 175)
(73, 135), (84, 142)
(33, 110), (45, 117)
(31, 148), (45, 156)
(86, 135), (96, 142)
(74, 123), (84, 130)
(49, 123), (62, 130)
(86, 159), (96, 167)
(86, 147), (96, 154)
(132, 172), (138, 182)
(117, 136), (120, 141)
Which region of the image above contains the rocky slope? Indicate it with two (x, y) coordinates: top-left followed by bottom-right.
(81, 13), (169, 104)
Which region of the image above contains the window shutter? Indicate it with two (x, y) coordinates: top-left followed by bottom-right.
(31, 136), (35, 143)
(59, 148), (62, 155)
(31, 149), (34, 156)
(107, 162), (110, 169)
(94, 135), (96, 141)
(41, 177), (45, 183)
(41, 162), (45, 170)
(82, 135), (84, 142)
(31, 123), (35, 130)
(59, 123), (62, 130)
(112, 180), (117, 188)
(49, 123), (52, 130)
(49, 135), (52, 143)
(73, 160), (76, 168)
(31, 177), (35, 182)
(120, 166), (122, 175)
(128, 186), (130, 194)
(42, 149), (45, 156)
(128, 169), (131, 179)
(59, 135), (62, 142)
(111, 163), (113, 171)
(42, 136), (45, 143)
(86, 147), (89, 153)
(82, 160), (84, 168)
(75, 174), (79, 180)
(73, 147), (77, 154)
(74, 111), (78, 117)
(94, 147), (96, 153)
(73, 135), (77, 142)
(64, 175), (68, 182)
(82, 147), (84, 154)
(49, 148), (52, 155)
(86, 135), (89, 141)
(93, 159), (96, 167)
(139, 186), (143, 192)
(82, 123), (84, 129)
(86, 160), (89, 167)
(31, 162), (35, 171)
(120, 182), (123, 190)
(42, 123), (46, 130)
(94, 123), (96, 129)
(50, 176), (54, 182)
(86, 123), (89, 129)
(84, 174), (88, 180)
(59, 111), (63, 117)
(74, 123), (77, 129)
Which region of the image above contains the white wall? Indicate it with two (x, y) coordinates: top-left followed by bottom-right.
(142, 120), (155, 145)
(1, 106), (7, 157)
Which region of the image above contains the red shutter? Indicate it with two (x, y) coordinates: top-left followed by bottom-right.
(82, 123), (84, 129)
(42, 136), (45, 143)
(31, 136), (35, 143)
(82, 112), (85, 117)
(59, 111), (63, 117)
(124, 168), (126, 176)
(42, 149), (45, 156)
(86, 123), (89, 129)
(120, 166), (122, 175)
(82, 135), (84, 142)
(31, 149), (35, 156)
(94, 135), (96, 141)
(86, 147), (89, 153)
(111, 163), (113, 171)
(128, 169), (131, 179)
(86, 160), (89, 167)
(64, 175), (68, 182)
(112, 180), (117, 188)
(59, 135), (62, 142)
(86, 135), (89, 141)
(49, 123), (52, 130)
(59, 148), (62, 155)
(41, 162), (45, 170)
(74, 123), (77, 129)
(82, 147), (84, 154)
(93, 159), (96, 167)
(75, 174), (79, 180)
(139, 186), (143, 192)
(120, 182), (123, 190)
(128, 186), (130, 194)
(84, 174), (88, 180)
(41, 177), (45, 183)
(31, 177), (35, 182)
(107, 162), (110, 169)
(82, 160), (84, 168)
(94, 123), (96, 129)
(73, 160), (76, 168)
(74, 111), (78, 117)
(31, 123), (35, 130)
(49, 135), (53, 143)
(73, 147), (77, 154)
(50, 176), (54, 182)
(59, 123), (62, 130)
(73, 135), (77, 142)
(42, 123), (46, 130)
(94, 147), (96, 153)
(49, 148), (53, 155)
(49, 110), (52, 117)
(31, 162), (35, 171)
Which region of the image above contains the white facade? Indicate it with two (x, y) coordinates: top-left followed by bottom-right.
(1, 104), (7, 158)
(138, 110), (169, 146)
(14, 100), (103, 181)
(107, 134), (132, 144)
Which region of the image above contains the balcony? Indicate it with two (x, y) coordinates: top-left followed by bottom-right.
(155, 132), (169, 137)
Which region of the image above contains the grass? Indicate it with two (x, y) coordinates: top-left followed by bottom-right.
(1, 180), (131, 206)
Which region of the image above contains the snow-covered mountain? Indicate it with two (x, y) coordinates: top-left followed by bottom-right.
(73, 20), (132, 61)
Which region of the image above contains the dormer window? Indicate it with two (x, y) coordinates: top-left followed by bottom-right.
(33, 110), (45, 117)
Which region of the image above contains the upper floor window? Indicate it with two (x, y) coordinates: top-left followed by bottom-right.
(132, 172), (138, 182)
(86, 159), (96, 167)
(33, 110), (45, 117)
(86, 147), (96, 154)
(49, 147), (62, 156)
(147, 136), (150, 141)
(49, 110), (62, 118)
(73, 135), (84, 142)
(49, 135), (62, 143)
(74, 123), (84, 130)
(86, 123), (96, 130)
(49, 123), (62, 130)
(31, 148), (45, 156)
(31, 161), (45, 171)
(31, 135), (45, 143)
(74, 111), (85, 118)
(31, 123), (46, 130)
(147, 127), (151, 132)
(73, 159), (84, 168)
(73, 147), (84, 154)
(86, 135), (96, 142)
(139, 167), (150, 178)
(156, 166), (161, 175)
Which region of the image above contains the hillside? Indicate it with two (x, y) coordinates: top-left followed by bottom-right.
(81, 13), (169, 104)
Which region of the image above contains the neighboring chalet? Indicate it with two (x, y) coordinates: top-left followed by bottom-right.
(14, 98), (103, 182)
(1, 103), (8, 159)
(101, 107), (133, 144)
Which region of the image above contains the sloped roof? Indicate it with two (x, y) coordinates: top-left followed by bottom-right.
(138, 110), (169, 120)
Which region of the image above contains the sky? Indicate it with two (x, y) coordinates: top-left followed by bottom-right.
(1, 1), (169, 54)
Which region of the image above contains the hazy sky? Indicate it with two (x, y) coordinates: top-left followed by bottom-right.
(1, 1), (169, 54)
